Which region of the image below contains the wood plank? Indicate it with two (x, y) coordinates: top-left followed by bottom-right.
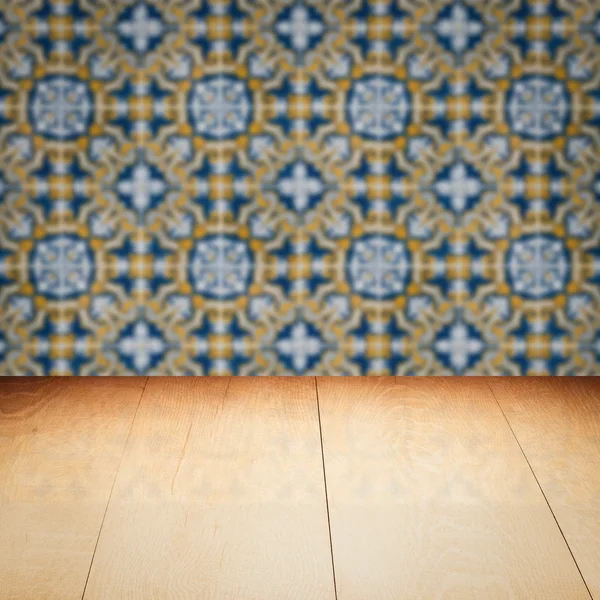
(83, 377), (335, 600)
(318, 377), (591, 600)
(489, 377), (600, 599)
(0, 377), (146, 600)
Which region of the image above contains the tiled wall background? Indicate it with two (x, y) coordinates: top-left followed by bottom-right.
(0, 0), (599, 375)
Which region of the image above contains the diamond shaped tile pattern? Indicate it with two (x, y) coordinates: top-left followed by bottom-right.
(0, 0), (599, 375)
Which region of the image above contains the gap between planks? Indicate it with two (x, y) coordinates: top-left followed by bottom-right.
(487, 382), (593, 600)
(80, 376), (149, 600)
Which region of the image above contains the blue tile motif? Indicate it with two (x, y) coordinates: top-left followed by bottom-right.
(0, 0), (599, 375)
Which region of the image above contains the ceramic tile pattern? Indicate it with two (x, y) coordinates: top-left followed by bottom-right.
(0, 0), (599, 375)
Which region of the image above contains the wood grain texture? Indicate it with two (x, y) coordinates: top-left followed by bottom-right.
(318, 377), (591, 600)
(0, 377), (146, 600)
(489, 377), (600, 599)
(83, 377), (335, 600)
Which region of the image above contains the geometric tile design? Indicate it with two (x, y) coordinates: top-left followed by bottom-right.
(0, 0), (599, 375)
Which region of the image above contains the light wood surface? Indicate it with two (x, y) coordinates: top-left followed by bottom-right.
(82, 377), (336, 600)
(0, 377), (146, 600)
(489, 378), (600, 599)
(1, 377), (599, 599)
(317, 377), (591, 600)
